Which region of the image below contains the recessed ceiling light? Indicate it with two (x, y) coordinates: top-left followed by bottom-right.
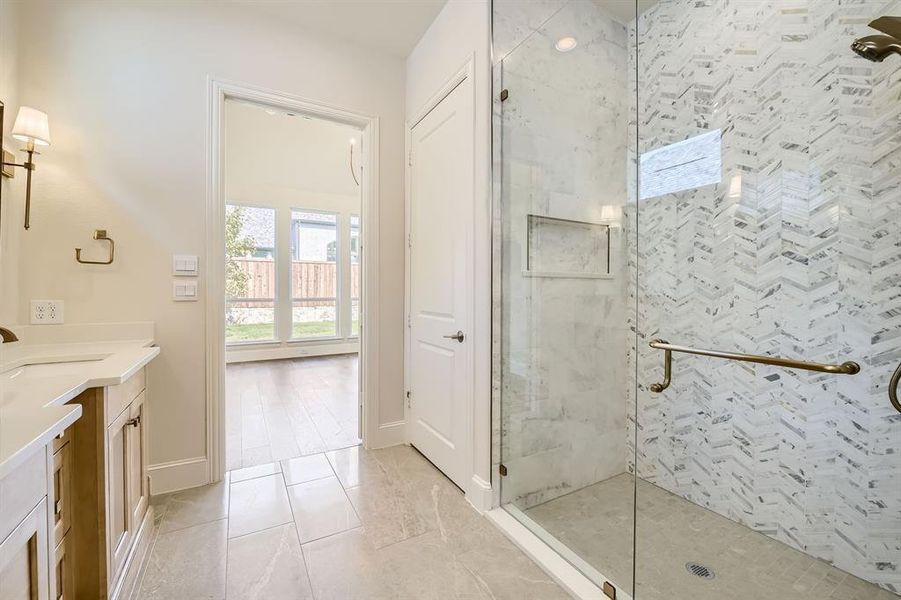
(555, 36), (578, 52)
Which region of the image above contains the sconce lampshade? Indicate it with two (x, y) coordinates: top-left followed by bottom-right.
(12, 106), (51, 146)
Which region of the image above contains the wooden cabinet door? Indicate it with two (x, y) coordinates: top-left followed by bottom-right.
(50, 443), (72, 548)
(126, 391), (149, 531)
(106, 408), (132, 586)
(52, 537), (72, 600)
(0, 500), (49, 600)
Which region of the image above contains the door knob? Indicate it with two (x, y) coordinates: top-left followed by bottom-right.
(443, 330), (465, 343)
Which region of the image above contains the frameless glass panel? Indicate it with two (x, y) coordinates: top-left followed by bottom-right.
(291, 210), (338, 338)
(495, 0), (636, 595)
(350, 214), (360, 337)
(634, 2), (901, 599)
(225, 204), (276, 343)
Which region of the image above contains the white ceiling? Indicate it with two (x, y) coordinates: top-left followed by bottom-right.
(237, 0), (448, 58)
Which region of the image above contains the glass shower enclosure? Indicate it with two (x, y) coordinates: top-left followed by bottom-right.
(493, 1), (901, 598)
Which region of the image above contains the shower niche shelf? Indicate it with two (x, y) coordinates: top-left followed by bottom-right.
(523, 213), (613, 279)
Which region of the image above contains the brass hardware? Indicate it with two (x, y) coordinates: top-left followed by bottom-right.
(0, 149), (13, 178)
(1, 104), (51, 230)
(443, 330), (465, 343)
(75, 229), (115, 265)
(648, 339), (860, 393)
(0, 326), (19, 343)
(602, 581), (616, 599)
(649, 347), (671, 393)
(890, 361), (901, 414)
(500, 89), (509, 101)
(125, 415), (141, 428)
(498, 464), (508, 477)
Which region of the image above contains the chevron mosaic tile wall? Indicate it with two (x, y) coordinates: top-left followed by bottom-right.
(627, 0), (901, 593)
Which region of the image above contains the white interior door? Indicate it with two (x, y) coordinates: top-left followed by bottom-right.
(408, 75), (474, 490)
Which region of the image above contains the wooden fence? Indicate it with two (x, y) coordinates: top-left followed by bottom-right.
(229, 258), (359, 306)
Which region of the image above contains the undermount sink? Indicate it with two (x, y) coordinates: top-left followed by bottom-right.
(4, 358), (108, 381)
(0, 358), (110, 406)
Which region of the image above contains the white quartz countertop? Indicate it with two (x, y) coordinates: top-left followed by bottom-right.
(0, 339), (160, 479)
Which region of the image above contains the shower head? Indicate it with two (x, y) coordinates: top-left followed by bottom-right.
(851, 34), (901, 62)
(852, 17), (901, 62)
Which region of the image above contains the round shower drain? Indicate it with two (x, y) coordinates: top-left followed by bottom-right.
(685, 562), (715, 580)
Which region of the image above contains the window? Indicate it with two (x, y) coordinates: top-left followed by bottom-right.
(291, 210), (338, 338)
(225, 204), (276, 342)
(350, 214), (361, 337)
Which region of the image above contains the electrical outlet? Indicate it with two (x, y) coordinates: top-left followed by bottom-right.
(30, 300), (64, 324)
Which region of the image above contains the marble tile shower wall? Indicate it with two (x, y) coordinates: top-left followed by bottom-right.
(495, 1), (633, 508)
(625, 0), (901, 593)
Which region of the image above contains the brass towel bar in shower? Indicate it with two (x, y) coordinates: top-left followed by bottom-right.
(890, 361), (901, 414)
(647, 339), (860, 393)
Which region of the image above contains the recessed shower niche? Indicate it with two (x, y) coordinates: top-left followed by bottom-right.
(524, 214), (611, 278)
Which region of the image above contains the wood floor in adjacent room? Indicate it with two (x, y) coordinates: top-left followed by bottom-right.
(226, 354), (361, 471)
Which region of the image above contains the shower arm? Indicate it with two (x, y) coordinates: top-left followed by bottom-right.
(647, 339), (860, 393)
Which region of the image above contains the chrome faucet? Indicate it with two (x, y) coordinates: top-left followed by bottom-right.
(0, 326), (19, 343)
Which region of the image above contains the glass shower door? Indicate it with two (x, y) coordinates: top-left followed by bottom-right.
(494, 0), (637, 595)
(633, 2), (901, 598)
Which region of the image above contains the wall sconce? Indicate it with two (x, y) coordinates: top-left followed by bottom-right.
(1, 105), (51, 230)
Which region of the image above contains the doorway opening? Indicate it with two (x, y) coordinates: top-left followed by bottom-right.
(220, 97), (365, 472)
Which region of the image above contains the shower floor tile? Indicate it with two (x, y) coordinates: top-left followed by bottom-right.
(522, 474), (898, 600)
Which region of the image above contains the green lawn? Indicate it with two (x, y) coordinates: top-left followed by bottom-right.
(226, 320), (361, 342)
(226, 321), (337, 342)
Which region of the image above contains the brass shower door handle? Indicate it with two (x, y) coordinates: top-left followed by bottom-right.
(890, 361), (901, 414)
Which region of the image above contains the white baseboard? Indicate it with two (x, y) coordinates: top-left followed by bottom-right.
(486, 507), (625, 600)
(467, 474), (493, 513)
(226, 342), (359, 363)
(148, 456), (210, 495)
(367, 420), (405, 449)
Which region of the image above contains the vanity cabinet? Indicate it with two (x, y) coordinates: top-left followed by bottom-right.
(66, 366), (151, 600)
(0, 450), (51, 600)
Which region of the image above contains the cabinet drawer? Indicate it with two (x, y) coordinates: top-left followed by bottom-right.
(0, 450), (48, 543)
(106, 367), (146, 427)
(51, 443), (73, 547)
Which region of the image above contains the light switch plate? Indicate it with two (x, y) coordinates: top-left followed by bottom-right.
(31, 300), (64, 324)
(173, 280), (198, 301)
(173, 254), (199, 276)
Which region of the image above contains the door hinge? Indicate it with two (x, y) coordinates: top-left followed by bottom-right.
(407, 314), (412, 328)
(407, 233), (413, 248)
(500, 88), (509, 101)
(408, 150), (413, 166)
(603, 581), (616, 599)
(406, 390), (412, 408)
(498, 464), (508, 477)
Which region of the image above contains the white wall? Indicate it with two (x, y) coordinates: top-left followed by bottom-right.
(405, 0), (492, 509)
(11, 0), (407, 486)
(0, 0), (23, 326)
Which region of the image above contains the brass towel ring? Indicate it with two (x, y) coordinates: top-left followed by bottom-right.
(75, 229), (115, 265)
(890, 361), (901, 414)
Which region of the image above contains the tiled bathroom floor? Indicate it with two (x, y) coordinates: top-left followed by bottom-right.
(524, 474), (898, 600)
(135, 444), (569, 600)
(225, 355), (361, 471)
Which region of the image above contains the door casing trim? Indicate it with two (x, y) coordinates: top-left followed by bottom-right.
(206, 78), (381, 482)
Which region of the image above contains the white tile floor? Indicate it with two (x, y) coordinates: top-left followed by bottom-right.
(136, 444), (569, 600)
(226, 355), (361, 471)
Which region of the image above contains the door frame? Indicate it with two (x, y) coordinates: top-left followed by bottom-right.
(206, 78), (381, 482)
(405, 57), (485, 502)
